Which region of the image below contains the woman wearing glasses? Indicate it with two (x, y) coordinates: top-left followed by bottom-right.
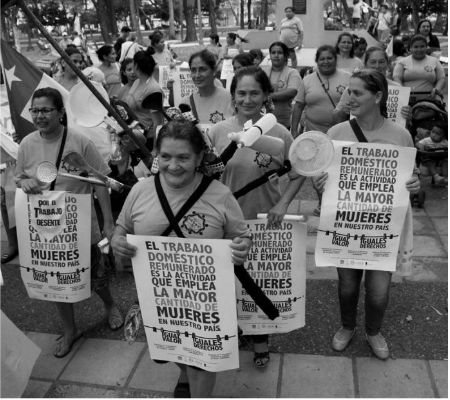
(15, 87), (123, 358)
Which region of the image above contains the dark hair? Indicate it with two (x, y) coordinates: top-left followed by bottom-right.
(230, 66), (273, 97)
(249, 49), (264, 62)
(227, 32), (249, 44)
(149, 31), (164, 46)
(269, 41), (290, 63)
(155, 120), (206, 155)
(209, 33), (221, 46)
(409, 33), (428, 47)
(416, 19), (433, 37)
(120, 58), (134, 84)
(32, 87), (67, 126)
(363, 46), (389, 65)
(65, 46), (82, 58)
(232, 53), (254, 68)
(351, 69), (388, 118)
(188, 49), (217, 70)
(284, 6), (294, 11)
(121, 26), (131, 33)
(96, 45), (114, 62)
(133, 50), (156, 76)
(392, 40), (407, 57)
(335, 32), (355, 57)
(355, 37), (367, 47)
(315, 45), (337, 62)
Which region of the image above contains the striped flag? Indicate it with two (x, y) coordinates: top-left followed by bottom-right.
(0, 39), (69, 141)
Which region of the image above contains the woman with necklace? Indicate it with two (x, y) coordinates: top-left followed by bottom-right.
(314, 70), (420, 360)
(209, 66), (305, 369)
(261, 41), (302, 130)
(15, 87), (123, 358)
(335, 33), (364, 74)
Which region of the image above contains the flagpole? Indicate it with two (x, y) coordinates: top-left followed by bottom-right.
(14, 0), (153, 164)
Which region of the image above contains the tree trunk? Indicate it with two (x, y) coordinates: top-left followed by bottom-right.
(226, 0), (239, 26)
(240, 0), (245, 28)
(129, 0), (143, 45)
(183, 0), (198, 42)
(93, 0), (117, 44)
(410, 1), (419, 29)
(208, 0), (218, 34)
(168, 0), (176, 39)
(340, 0), (352, 28)
(247, 0), (252, 29)
(259, 0), (268, 29)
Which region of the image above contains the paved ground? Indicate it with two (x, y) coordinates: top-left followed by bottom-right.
(1, 175), (447, 398)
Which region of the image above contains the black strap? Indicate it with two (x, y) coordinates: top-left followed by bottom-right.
(155, 173), (213, 237)
(349, 119), (368, 143)
(233, 160), (292, 199)
(316, 72), (336, 108)
(189, 94), (199, 121)
(50, 127), (67, 191)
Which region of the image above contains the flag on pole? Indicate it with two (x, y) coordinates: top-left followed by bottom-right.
(0, 39), (69, 141)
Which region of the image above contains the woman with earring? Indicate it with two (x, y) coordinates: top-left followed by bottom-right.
(335, 32), (364, 74)
(209, 66), (305, 369)
(261, 41), (302, 130)
(15, 87), (123, 358)
(314, 70), (420, 360)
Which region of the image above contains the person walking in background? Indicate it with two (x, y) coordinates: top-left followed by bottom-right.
(352, 0), (372, 29)
(114, 26), (131, 62)
(376, 4), (392, 44)
(279, 6), (303, 68)
(58, 32), (72, 50)
(119, 36), (143, 64)
(261, 42), (302, 130)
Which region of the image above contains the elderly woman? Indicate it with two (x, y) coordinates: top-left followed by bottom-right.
(111, 119), (252, 397)
(261, 41), (302, 129)
(291, 45), (350, 135)
(209, 66), (305, 369)
(96, 45), (122, 98)
(393, 34), (446, 104)
(335, 32), (364, 74)
(15, 87), (122, 358)
(315, 69), (420, 360)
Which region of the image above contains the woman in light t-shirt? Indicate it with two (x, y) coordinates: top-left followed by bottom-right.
(335, 32), (364, 74)
(314, 69), (420, 360)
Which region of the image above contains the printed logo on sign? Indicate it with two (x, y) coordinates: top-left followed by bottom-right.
(162, 330), (182, 344)
(193, 336), (223, 351)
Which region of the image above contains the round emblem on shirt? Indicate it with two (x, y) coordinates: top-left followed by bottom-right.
(181, 211), (208, 235)
(209, 111), (225, 124)
(336, 85), (346, 95)
(60, 160), (79, 174)
(254, 152), (273, 168)
(424, 65), (434, 73)
(277, 80), (285, 90)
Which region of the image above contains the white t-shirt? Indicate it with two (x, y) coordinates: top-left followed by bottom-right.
(280, 16), (304, 49)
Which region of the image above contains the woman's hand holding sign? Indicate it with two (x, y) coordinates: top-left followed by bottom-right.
(230, 237), (252, 265)
(19, 178), (42, 194)
(111, 226), (137, 258)
(406, 174), (420, 194)
(312, 172), (329, 194)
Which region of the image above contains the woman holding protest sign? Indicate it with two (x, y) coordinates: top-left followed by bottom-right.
(392, 34), (445, 104)
(209, 66), (305, 368)
(261, 42), (302, 129)
(314, 69), (420, 360)
(111, 119), (252, 397)
(14, 87), (123, 358)
(333, 47), (412, 125)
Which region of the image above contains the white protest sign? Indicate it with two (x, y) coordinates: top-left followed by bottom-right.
(173, 67), (197, 107)
(315, 141), (416, 271)
(387, 85), (411, 127)
(128, 235), (239, 372)
(15, 190), (91, 302)
(227, 48), (239, 58)
(236, 220), (306, 335)
(220, 59), (234, 80)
